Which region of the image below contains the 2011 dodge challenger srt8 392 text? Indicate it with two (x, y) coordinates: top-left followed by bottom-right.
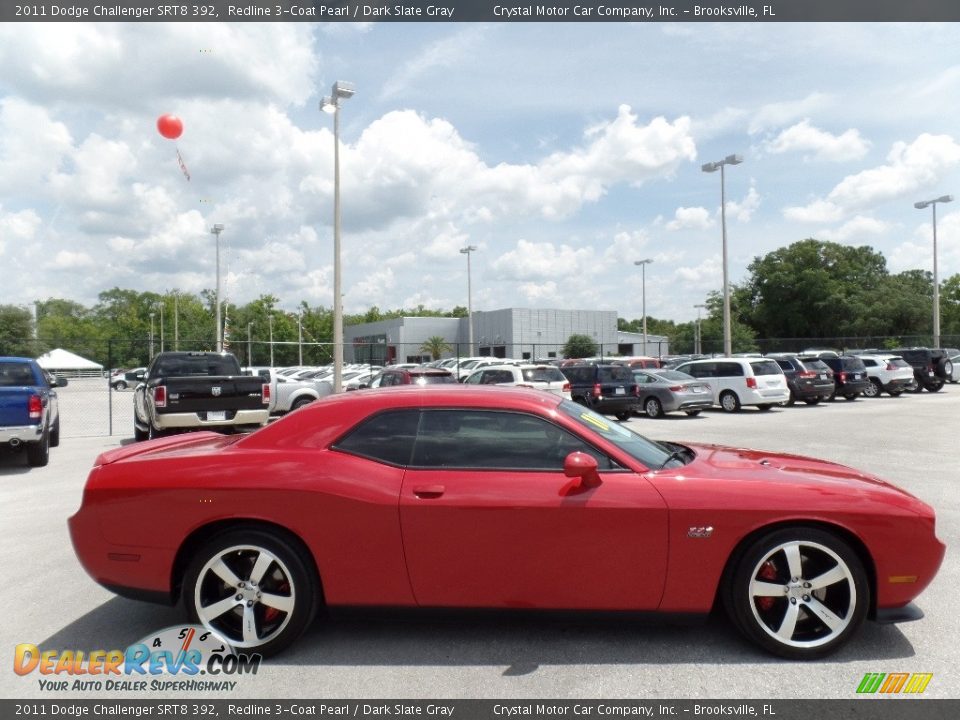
(69, 386), (945, 659)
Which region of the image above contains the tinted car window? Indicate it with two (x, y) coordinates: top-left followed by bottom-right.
(799, 359), (830, 372)
(716, 362), (745, 377)
(597, 366), (634, 383)
(0, 362), (38, 386)
(482, 370), (516, 384)
(411, 410), (613, 470)
(562, 367), (592, 384)
(841, 357), (866, 371)
(750, 360), (782, 376)
(774, 359), (794, 372)
(521, 367), (566, 383)
(153, 355), (241, 376)
(889, 358), (911, 368)
(333, 410), (419, 466)
(558, 401), (676, 470)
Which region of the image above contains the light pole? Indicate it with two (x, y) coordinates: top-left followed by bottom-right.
(149, 312), (155, 359)
(460, 245), (477, 355)
(173, 292), (179, 351)
(694, 303), (708, 354)
(914, 194), (953, 348)
(247, 322), (253, 367)
(701, 154), (743, 357)
(210, 223), (225, 351)
(157, 301), (164, 352)
(268, 313), (275, 367)
(321, 80), (355, 393)
(634, 258), (653, 354)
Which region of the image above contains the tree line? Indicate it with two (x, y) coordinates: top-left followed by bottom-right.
(2, 239), (959, 365)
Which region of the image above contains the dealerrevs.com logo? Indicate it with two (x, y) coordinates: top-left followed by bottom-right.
(14, 625), (261, 692)
(856, 672), (933, 695)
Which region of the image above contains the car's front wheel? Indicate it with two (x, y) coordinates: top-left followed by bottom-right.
(183, 529), (318, 657)
(725, 527), (869, 660)
(862, 380), (881, 399)
(644, 397), (664, 419)
(720, 391), (741, 413)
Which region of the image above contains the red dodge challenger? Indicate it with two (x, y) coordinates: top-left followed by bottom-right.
(69, 386), (945, 659)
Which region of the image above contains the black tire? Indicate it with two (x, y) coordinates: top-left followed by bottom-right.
(757, 404), (773, 412)
(685, 409), (702, 417)
(924, 381), (943, 393)
(724, 527), (869, 660)
(27, 429), (50, 467)
(843, 393), (858, 401)
(935, 357), (953, 379)
(862, 380), (881, 399)
(719, 391), (741, 413)
(290, 396), (315, 411)
(113, 381), (127, 390)
(148, 423), (163, 440)
(888, 389), (903, 397)
(183, 528), (318, 657)
(643, 397), (664, 419)
(615, 411), (632, 421)
(133, 418), (148, 441)
(907, 380), (923, 394)
(49, 418), (60, 447)
(803, 398), (821, 406)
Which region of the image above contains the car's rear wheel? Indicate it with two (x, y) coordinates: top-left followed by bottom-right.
(803, 398), (821, 405)
(862, 380), (881, 399)
(725, 527), (869, 660)
(133, 418), (148, 441)
(685, 409), (702, 417)
(644, 397), (663, 419)
(183, 529), (318, 657)
(290, 397), (315, 411)
(843, 393), (858, 401)
(720, 391), (741, 413)
(924, 381), (943, 393)
(757, 404), (773, 412)
(113, 381), (127, 390)
(50, 418), (60, 447)
(615, 411), (632, 421)
(26, 428), (50, 467)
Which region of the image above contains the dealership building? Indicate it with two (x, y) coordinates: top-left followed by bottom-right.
(344, 308), (669, 364)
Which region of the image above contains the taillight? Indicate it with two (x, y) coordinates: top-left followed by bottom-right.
(838, 372), (847, 382)
(562, 382), (571, 393)
(885, 363), (896, 371)
(668, 385), (683, 392)
(28, 395), (42, 419)
(797, 371), (816, 378)
(153, 385), (167, 408)
(746, 377), (758, 389)
(262, 383), (271, 404)
(592, 383), (602, 398)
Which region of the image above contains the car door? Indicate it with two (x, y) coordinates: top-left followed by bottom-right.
(399, 409), (669, 610)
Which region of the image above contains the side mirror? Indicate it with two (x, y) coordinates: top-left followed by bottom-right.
(135, 372), (146, 381)
(54, 376), (68, 388)
(563, 451), (601, 488)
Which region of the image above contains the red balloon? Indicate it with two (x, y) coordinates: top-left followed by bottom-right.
(156, 114), (183, 140)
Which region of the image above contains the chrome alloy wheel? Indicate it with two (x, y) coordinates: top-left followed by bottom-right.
(193, 544), (296, 649)
(747, 540), (857, 650)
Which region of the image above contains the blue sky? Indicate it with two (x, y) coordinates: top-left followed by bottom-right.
(1, 21), (959, 322)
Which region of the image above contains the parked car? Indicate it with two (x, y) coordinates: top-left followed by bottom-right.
(366, 367), (456, 387)
(614, 356), (662, 370)
(672, 358), (790, 412)
(854, 354), (915, 398)
(559, 363), (639, 421)
(68, 386), (945, 659)
(246, 367), (333, 413)
(888, 347), (954, 393)
(110, 367), (145, 390)
(765, 354), (834, 406)
(631, 369), (713, 418)
(0, 356), (65, 466)
(463, 364), (572, 400)
(814, 353), (871, 401)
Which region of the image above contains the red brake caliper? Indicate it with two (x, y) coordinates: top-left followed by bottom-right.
(757, 560), (778, 611)
(262, 580), (290, 623)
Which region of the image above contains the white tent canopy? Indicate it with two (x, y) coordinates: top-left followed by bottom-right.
(36, 348), (104, 373)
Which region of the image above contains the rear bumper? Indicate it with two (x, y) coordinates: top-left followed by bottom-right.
(0, 424), (43, 444)
(154, 408), (269, 429)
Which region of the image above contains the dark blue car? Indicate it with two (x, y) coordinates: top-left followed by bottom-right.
(0, 356), (66, 466)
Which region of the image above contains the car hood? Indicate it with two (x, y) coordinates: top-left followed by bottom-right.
(668, 442), (929, 513)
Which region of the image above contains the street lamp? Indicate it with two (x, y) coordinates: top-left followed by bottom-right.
(634, 259), (653, 353)
(701, 153), (743, 357)
(460, 245), (478, 355)
(157, 301), (164, 352)
(210, 223), (225, 351)
(914, 194), (954, 348)
(694, 303), (708, 355)
(149, 312), (155, 359)
(321, 80), (355, 393)
(247, 322), (253, 367)
(268, 313), (275, 367)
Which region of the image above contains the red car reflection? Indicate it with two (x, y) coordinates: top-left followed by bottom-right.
(69, 386), (944, 659)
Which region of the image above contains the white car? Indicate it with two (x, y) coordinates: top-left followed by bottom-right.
(463, 364), (572, 400)
(856, 354), (915, 397)
(673, 357), (790, 412)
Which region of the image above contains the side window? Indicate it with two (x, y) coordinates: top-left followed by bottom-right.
(464, 372), (483, 385)
(862, 359), (876, 367)
(411, 410), (615, 471)
(775, 360), (791, 371)
(717, 362), (744, 377)
(332, 410), (419, 466)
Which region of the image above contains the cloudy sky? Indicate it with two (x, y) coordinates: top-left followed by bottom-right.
(1, 21), (959, 323)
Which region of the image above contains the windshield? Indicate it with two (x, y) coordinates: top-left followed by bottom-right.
(557, 400), (686, 469)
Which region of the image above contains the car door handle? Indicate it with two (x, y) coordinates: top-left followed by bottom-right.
(413, 485), (446, 499)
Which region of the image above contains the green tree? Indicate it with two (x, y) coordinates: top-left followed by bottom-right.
(420, 335), (453, 360)
(0, 304), (36, 356)
(563, 333), (597, 358)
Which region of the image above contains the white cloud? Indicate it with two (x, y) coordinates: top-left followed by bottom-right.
(491, 240), (596, 281)
(889, 211), (960, 276)
(764, 119), (870, 162)
(0, 99), (73, 195)
(784, 134), (960, 221)
(817, 216), (889, 242)
(726, 184), (762, 223)
(53, 250), (95, 269)
(748, 93), (833, 135)
(666, 206), (713, 231)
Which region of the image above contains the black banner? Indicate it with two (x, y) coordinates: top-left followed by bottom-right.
(3, 700), (959, 720)
(3, 1), (960, 23)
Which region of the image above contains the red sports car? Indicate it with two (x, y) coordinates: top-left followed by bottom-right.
(69, 386), (945, 659)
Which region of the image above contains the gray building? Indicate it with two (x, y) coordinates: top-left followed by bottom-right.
(344, 308), (669, 363)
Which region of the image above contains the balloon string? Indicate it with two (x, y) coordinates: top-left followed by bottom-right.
(176, 145), (191, 181)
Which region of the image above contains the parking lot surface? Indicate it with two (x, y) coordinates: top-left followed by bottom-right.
(3, 387), (957, 699)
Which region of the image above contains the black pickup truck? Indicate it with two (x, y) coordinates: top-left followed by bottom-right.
(133, 351), (270, 440)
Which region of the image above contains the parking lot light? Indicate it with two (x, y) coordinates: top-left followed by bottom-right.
(460, 245), (478, 355)
(702, 154), (743, 357)
(914, 194), (953, 349)
(210, 224), (225, 351)
(634, 259), (653, 354)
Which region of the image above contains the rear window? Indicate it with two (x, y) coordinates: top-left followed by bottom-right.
(597, 366), (634, 383)
(414, 373), (456, 385)
(889, 358), (911, 369)
(841, 357), (866, 371)
(522, 367), (566, 383)
(799, 359), (830, 372)
(153, 355), (241, 376)
(750, 360), (782, 376)
(0, 362), (38, 386)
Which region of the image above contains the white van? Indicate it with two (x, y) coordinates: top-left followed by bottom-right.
(673, 357), (790, 412)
